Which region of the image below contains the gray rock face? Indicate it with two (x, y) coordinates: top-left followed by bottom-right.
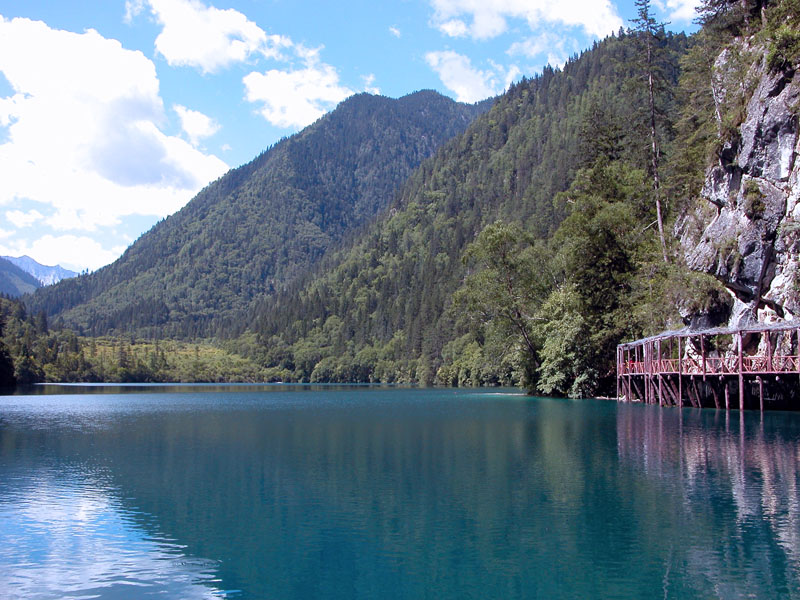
(681, 44), (799, 328)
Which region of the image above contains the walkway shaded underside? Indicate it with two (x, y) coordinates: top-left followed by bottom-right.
(617, 322), (800, 410)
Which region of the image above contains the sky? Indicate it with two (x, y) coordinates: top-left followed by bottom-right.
(0, 0), (700, 273)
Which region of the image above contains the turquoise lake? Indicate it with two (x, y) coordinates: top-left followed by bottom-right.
(1, 384), (799, 599)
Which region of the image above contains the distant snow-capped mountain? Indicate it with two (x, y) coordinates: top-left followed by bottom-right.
(2, 255), (78, 286)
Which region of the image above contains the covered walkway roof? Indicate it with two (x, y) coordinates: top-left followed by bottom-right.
(618, 320), (800, 349)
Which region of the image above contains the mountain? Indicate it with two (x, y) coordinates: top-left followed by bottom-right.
(7, 0), (797, 395)
(28, 90), (491, 337)
(245, 30), (689, 386)
(2, 256), (77, 286)
(0, 257), (41, 298)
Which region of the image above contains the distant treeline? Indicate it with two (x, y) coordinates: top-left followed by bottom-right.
(0, 296), (264, 385)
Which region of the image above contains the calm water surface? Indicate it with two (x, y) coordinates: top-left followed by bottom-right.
(1, 385), (799, 599)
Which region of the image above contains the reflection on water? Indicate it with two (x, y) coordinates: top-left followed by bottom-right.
(617, 405), (800, 598)
(0, 464), (228, 599)
(1, 387), (799, 599)
(11, 382), (396, 396)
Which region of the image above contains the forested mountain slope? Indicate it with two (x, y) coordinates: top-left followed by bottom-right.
(29, 90), (489, 338)
(0, 257), (40, 298)
(246, 30), (690, 387)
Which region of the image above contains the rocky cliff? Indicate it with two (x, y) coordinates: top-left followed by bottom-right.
(681, 41), (799, 328)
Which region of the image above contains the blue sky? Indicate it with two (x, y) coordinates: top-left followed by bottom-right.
(0, 0), (700, 272)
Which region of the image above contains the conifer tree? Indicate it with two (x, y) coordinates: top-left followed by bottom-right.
(632, 0), (669, 263)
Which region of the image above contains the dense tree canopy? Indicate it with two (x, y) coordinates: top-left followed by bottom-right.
(242, 30), (691, 393)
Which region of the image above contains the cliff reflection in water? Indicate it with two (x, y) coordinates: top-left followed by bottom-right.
(617, 404), (800, 596)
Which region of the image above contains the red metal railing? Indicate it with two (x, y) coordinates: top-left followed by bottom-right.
(619, 355), (800, 376)
(702, 357), (739, 374)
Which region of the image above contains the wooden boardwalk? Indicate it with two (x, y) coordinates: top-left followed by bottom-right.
(616, 322), (800, 410)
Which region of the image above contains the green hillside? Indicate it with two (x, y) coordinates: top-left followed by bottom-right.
(29, 90), (490, 338)
(245, 29), (690, 391)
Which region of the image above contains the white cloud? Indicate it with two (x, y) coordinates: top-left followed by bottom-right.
(389, 25), (401, 38)
(496, 62), (522, 90)
(134, 0), (291, 73)
(174, 104), (220, 146)
(6, 209), (44, 228)
(243, 49), (353, 129)
(653, 0), (701, 22)
(429, 0), (623, 40)
(362, 74), (380, 95)
(124, 0), (145, 23)
(439, 19), (470, 37)
(508, 36), (551, 58)
(0, 234), (127, 272)
(132, 0), (354, 132)
(0, 17), (228, 244)
(425, 50), (505, 102)
(508, 33), (573, 68)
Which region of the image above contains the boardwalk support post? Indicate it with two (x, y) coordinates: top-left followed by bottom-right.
(738, 332), (745, 411)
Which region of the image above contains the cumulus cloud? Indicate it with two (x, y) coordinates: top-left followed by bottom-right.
(508, 33), (574, 69)
(362, 74), (381, 95)
(124, 0), (145, 23)
(389, 25), (402, 38)
(429, 0), (623, 40)
(426, 50), (514, 102)
(129, 0), (354, 132)
(653, 0), (701, 22)
(495, 61), (522, 91)
(5, 209), (44, 228)
(0, 16), (228, 267)
(243, 48), (353, 129)
(131, 0), (291, 73)
(0, 234), (127, 272)
(174, 104), (220, 146)
(439, 19), (470, 37)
